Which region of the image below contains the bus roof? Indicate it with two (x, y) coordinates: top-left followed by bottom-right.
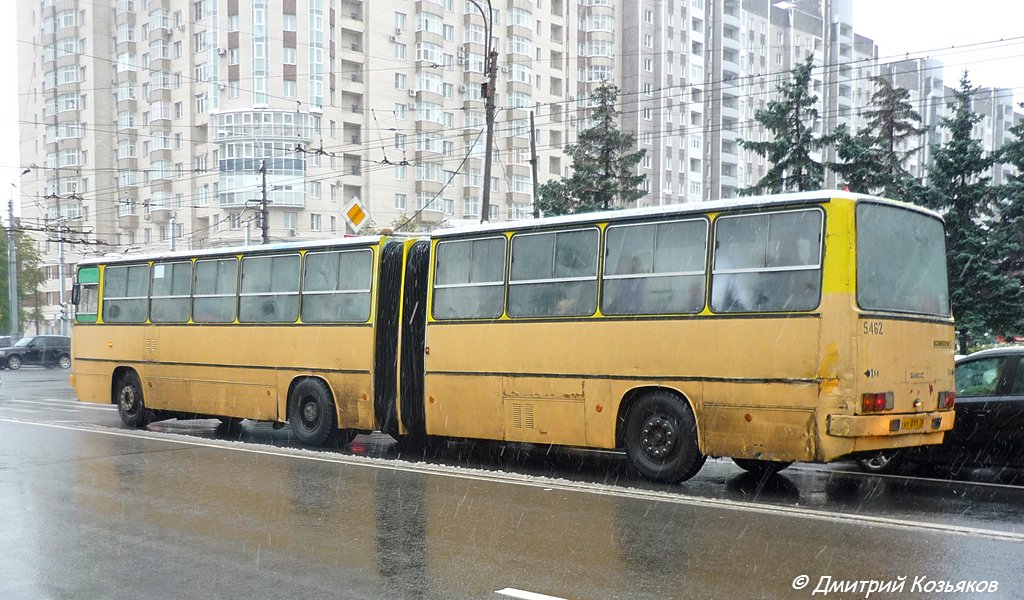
(76, 234), (388, 267)
(431, 189), (942, 238)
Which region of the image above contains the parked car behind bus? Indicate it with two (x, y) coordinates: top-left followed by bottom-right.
(857, 347), (1024, 474)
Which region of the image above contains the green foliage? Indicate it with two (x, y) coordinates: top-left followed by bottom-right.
(926, 73), (1023, 351)
(993, 101), (1024, 324)
(537, 83), (647, 216)
(739, 55), (837, 195)
(832, 76), (927, 199)
(0, 231), (47, 335)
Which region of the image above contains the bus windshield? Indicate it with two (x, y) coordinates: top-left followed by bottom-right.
(856, 203), (950, 316)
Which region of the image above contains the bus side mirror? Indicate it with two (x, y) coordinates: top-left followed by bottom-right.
(71, 284), (80, 305)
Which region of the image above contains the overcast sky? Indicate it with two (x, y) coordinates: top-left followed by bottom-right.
(0, 1), (1021, 216)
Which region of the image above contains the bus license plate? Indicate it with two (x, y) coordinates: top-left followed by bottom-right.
(901, 416), (924, 430)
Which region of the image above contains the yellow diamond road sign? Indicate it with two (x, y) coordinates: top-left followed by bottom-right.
(343, 197), (367, 232)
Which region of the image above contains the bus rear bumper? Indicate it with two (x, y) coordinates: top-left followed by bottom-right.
(827, 410), (953, 438)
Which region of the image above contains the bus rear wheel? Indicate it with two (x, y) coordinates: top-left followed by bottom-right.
(116, 371), (150, 428)
(732, 458), (792, 476)
(624, 392), (705, 483)
(288, 378), (337, 447)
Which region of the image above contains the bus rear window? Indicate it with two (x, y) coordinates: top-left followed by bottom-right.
(857, 203), (950, 316)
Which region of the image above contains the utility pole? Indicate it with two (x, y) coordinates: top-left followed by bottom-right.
(7, 186), (18, 339)
(529, 111), (540, 218)
(259, 159), (270, 244)
(169, 216), (176, 251)
(468, 0), (497, 223)
(57, 222), (66, 336)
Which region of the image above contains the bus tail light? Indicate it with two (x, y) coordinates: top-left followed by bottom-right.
(861, 392), (894, 413)
(938, 391), (955, 410)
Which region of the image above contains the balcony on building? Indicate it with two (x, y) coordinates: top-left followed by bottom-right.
(340, 1), (365, 30)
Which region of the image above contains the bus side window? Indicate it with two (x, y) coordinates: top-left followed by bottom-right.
(194, 258), (238, 323)
(508, 229), (599, 318)
(432, 238), (505, 320)
(711, 210), (821, 313)
(239, 254), (300, 323)
(102, 264), (150, 323)
(150, 261), (193, 323)
(301, 249), (374, 323)
(603, 220), (707, 315)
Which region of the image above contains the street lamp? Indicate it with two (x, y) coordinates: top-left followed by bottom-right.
(466, 0), (497, 223)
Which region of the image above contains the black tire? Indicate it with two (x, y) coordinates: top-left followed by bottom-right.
(7, 355), (22, 370)
(58, 354), (71, 369)
(288, 378), (337, 446)
(116, 371), (150, 428)
(856, 449), (906, 474)
(732, 458), (792, 476)
(623, 392), (706, 483)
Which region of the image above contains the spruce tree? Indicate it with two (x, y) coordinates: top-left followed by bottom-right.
(740, 55), (835, 195)
(926, 73), (1020, 351)
(537, 83), (647, 216)
(832, 76), (927, 199)
(992, 101), (1024, 333)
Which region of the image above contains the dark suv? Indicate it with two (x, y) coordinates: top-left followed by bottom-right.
(857, 346), (1024, 473)
(0, 335), (72, 370)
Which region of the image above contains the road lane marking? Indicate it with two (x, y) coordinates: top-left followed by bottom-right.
(0, 398), (114, 411)
(3, 418), (1023, 543)
(496, 588), (567, 600)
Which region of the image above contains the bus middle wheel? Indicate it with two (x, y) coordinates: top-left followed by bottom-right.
(288, 378), (337, 446)
(624, 391), (706, 483)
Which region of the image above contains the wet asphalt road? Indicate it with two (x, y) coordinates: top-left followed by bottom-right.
(1, 368), (1022, 599)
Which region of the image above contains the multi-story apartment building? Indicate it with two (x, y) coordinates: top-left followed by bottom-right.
(14, 0), (1015, 336)
(17, 0), (591, 333)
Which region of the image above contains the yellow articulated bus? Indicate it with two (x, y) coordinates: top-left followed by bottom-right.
(71, 190), (955, 482)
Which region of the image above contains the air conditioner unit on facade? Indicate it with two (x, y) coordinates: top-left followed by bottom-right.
(177, 23), (185, 32)
(500, 65), (510, 73)
(389, 35), (398, 42)
(408, 88), (417, 96)
(458, 84), (467, 93)
(217, 48), (226, 56)
(395, 27), (404, 35)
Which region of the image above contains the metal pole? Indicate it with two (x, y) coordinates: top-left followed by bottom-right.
(259, 159), (269, 244)
(469, 0), (497, 224)
(529, 111), (540, 218)
(7, 188), (18, 339)
(169, 216), (176, 251)
(58, 224), (65, 336)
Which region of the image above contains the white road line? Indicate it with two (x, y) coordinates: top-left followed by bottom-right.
(496, 588), (567, 600)
(3, 418), (1023, 543)
(788, 463), (1024, 492)
(0, 398), (114, 411)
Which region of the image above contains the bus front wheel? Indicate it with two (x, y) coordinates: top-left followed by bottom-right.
(624, 392), (706, 483)
(116, 371), (150, 428)
(288, 378), (337, 447)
